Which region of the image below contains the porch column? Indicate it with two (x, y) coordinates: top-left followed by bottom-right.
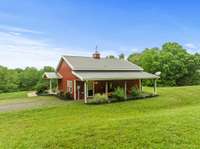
(153, 79), (157, 95)
(56, 79), (59, 93)
(49, 79), (52, 94)
(84, 81), (88, 103)
(124, 81), (127, 99)
(93, 81), (95, 97)
(74, 80), (76, 100)
(139, 79), (143, 92)
(105, 81), (108, 98)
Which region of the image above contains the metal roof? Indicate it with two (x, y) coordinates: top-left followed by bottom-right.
(72, 71), (159, 81)
(43, 72), (62, 79)
(62, 56), (143, 71)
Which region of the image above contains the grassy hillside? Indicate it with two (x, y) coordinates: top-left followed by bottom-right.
(0, 86), (200, 148)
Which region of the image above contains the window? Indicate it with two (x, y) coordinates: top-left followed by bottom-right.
(67, 80), (73, 94)
(87, 81), (93, 97)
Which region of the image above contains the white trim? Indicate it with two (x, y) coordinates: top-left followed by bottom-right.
(57, 72), (63, 78)
(77, 83), (80, 100)
(75, 77), (158, 81)
(49, 79), (52, 94)
(124, 81), (127, 99)
(67, 80), (73, 94)
(139, 79), (142, 92)
(43, 72), (62, 79)
(105, 81), (108, 98)
(84, 81), (87, 103)
(74, 80), (76, 100)
(153, 79), (157, 95)
(62, 56), (74, 69)
(56, 57), (64, 72)
(56, 56), (74, 72)
(93, 81), (95, 97)
(72, 71), (84, 81)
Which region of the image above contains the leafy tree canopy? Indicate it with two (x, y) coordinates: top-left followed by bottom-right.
(128, 42), (200, 86)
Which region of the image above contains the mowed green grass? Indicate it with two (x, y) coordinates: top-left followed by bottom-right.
(0, 91), (30, 105)
(1, 86), (200, 148)
(0, 91), (27, 100)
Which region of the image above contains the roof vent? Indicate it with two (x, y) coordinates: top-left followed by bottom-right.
(92, 46), (100, 59)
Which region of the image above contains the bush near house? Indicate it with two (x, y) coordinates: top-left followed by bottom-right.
(131, 86), (140, 97)
(56, 91), (73, 100)
(88, 93), (108, 104)
(88, 86), (156, 104)
(35, 81), (49, 95)
(112, 87), (125, 101)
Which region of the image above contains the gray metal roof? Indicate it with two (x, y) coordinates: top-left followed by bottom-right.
(63, 56), (143, 71)
(72, 71), (159, 81)
(43, 72), (62, 79)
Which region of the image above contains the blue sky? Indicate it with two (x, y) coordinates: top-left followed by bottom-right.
(0, 0), (200, 68)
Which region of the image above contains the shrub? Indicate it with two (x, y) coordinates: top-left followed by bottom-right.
(131, 86), (140, 97)
(113, 87), (125, 101)
(57, 91), (73, 100)
(35, 81), (48, 94)
(65, 92), (73, 99)
(88, 93), (108, 104)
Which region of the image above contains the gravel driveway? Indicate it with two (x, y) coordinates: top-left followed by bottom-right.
(0, 97), (67, 112)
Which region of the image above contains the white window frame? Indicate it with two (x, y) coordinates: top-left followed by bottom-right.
(67, 80), (73, 94)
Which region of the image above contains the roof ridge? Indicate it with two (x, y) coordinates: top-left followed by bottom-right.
(63, 55), (125, 60)
(63, 55), (93, 58)
(60, 55), (143, 71)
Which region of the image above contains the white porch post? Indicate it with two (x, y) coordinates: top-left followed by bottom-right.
(74, 80), (76, 100)
(77, 83), (80, 100)
(93, 81), (95, 97)
(153, 79), (157, 95)
(49, 79), (52, 94)
(139, 79), (143, 92)
(124, 81), (127, 99)
(56, 79), (59, 93)
(84, 81), (88, 103)
(105, 81), (108, 98)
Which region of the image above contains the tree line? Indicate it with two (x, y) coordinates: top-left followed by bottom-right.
(0, 66), (54, 93)
(128, 42), (200, 86)
(0, 42), (200, 93)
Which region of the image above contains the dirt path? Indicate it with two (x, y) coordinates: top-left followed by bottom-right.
(0, 97), (67, 112)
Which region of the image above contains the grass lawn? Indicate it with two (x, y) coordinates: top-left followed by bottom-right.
(0, 91), (27, 100)
(0, 86), (200, 148)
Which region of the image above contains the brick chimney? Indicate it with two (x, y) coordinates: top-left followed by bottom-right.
(93, 50), (100, 59)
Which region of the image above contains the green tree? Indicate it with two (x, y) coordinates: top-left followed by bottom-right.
(119, 53), (125, 60)
(0, 66), (19, 93)
(128, 42), (200, 86)
(127, 53), (142, 66)
(18, 67), (41, 91)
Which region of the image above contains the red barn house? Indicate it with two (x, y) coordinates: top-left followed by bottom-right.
(43, 51), (159, 103)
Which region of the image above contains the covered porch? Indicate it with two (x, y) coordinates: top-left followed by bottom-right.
(73, 71), (159, 103)
(42, 72), (62, 94)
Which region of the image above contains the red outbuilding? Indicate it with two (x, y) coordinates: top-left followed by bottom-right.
(43, 51), (159, 103)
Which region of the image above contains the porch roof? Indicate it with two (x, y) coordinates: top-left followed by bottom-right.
(43, 72), (62, 79)
(72, 71), (159, 81)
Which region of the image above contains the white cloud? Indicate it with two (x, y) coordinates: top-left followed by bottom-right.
(184, 43), (200, 53)
(185, 43), (197, 49)
(0, 28), (89, 68)
(0, 25), (43, 34)
(0, 25), (142, 68)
